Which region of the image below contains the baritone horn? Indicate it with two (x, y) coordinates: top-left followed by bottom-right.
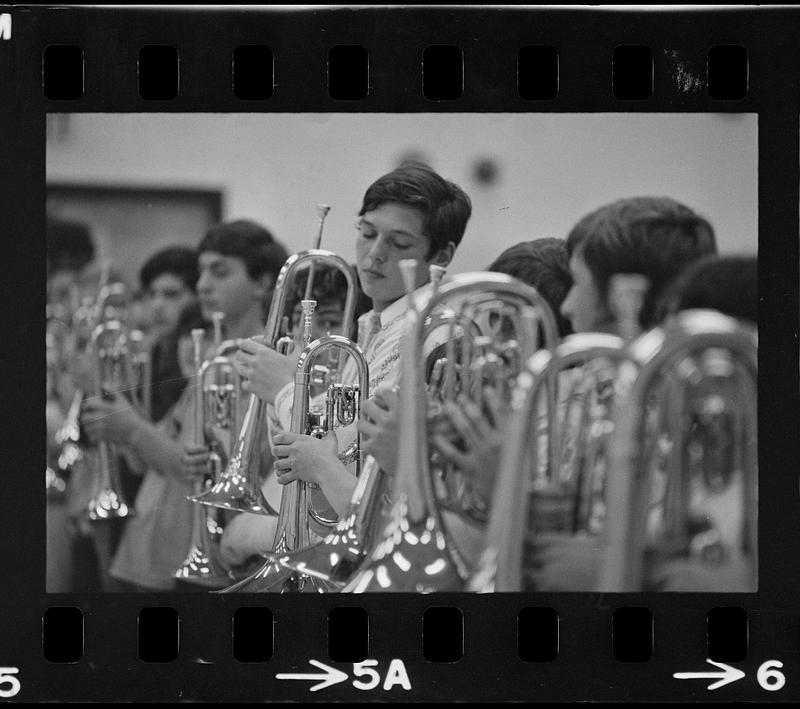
(598, 309), (758, 592)
(344, 265), (559, 593)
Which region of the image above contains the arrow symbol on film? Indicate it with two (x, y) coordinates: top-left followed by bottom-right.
(276, 659), (349, 692)
(673, 658), (746, 691)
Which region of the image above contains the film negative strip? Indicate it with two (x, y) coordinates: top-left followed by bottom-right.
(2, 3), (799, 703)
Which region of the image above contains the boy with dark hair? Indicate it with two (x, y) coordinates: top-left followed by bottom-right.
(195, 219), (288, 339)
(82, 220), (288, 590)
(47, 215), (96, 275)
(47, 216), (97, 318)
(657, 254), (757, 325)
(137, 246), (200, 422)
(487, 237), (574, 338)
(228, 163), (472, 555)
(140, 246), (198, 336)
(561, 196), (718, 334)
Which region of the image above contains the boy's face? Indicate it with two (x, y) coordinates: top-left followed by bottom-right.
(560, 250), (614, 334)
(147, 272), (196, 337)
(356, 202), (449, 312)
(196, 251), (265, 325)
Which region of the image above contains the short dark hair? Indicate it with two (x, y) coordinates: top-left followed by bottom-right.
(197, 219), (289, 282)
(656, 255), (757, 325)
(488, 238), (574, 338)
(566, 197), (718, 329)
(47, 215), (96, 274)
(358, 161), (472, 258)
(139, 246), (199, 292)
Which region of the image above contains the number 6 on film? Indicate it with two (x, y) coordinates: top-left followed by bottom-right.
(0, 667), (21, 698)
(757, 661), (786, 692)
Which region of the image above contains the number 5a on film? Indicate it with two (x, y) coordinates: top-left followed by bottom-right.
(276, 659), (412, 693)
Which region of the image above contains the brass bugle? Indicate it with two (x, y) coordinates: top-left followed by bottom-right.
(597, 309), (758, 592)
(220, 329), (369, 594)
(175, 328), (231, 586)
(192, 249), (358, 516)
(467, 333), (630, 592)
(85, 318), (133, 521)
(126, 328), (152, 421)
(343, 266), (559, 592)
(268, 265), (448, 590)
(53, 282), (128, 483)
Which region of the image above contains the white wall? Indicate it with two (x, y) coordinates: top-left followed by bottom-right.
(47, 112), (757, 277)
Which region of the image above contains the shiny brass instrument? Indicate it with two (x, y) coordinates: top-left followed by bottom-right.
(47, 304), (74, 497)
(126, 328), (153, 420)
(175, 327), (234, 587)
(468, 333), (631, 592)
(52, 284), (121, 483)
(344, 264), (559, 593)
(263, 265), (449, 591)
(85, 315), (134, 521)
(598, 309), (758, 592)
(192, 244), (358, 516)
(221, 301), (369, 594)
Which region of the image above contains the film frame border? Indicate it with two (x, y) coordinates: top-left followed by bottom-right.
(2, 4), (798, 703)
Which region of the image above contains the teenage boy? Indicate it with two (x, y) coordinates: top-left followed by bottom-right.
(531, 196), (719, 591)
(82, 220), (287, 591)
(226, 163), (472, 559)
(560, 196), (717, 335)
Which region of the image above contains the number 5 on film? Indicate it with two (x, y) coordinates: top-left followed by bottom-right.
(0, 667), (21, 698)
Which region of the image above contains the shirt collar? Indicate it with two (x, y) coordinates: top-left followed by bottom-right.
(366, 281), (434, 330)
